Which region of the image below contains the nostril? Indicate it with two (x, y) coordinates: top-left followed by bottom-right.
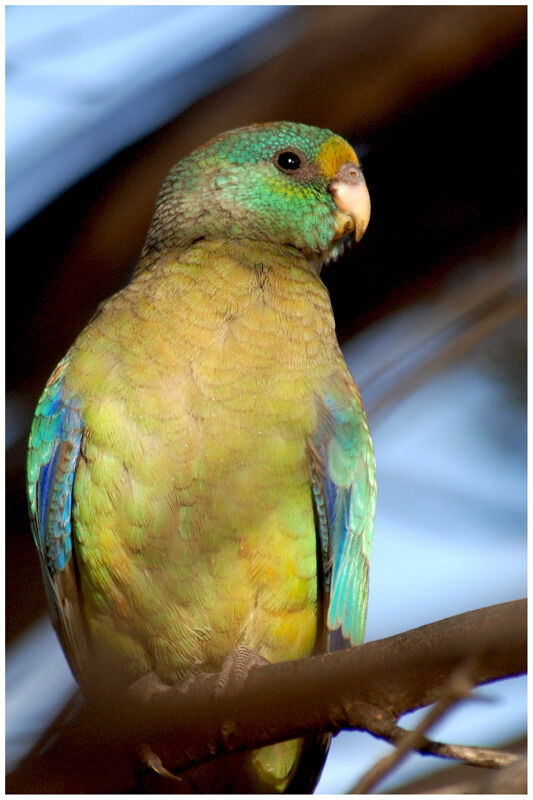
(331, 161), (364, 186)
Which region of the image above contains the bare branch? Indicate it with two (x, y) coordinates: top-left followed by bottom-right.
(351, 663), (475, 793)
(6, 600), (526, 793)
(396, 729), (521, 769)
(381, 735), (526, 793)
(362, 713), (521, 770)
(110, 599), (525, 778)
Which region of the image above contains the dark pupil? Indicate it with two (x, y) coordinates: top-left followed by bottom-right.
(277, 151), (301, 170)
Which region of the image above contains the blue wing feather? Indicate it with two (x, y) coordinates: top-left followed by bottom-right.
(312, 390), (376, 649)
(28, 363), (82, 572)
(27, 358), (84, 632)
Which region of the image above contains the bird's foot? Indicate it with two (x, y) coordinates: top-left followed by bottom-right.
(215, 645), (269, 700)
(128, 665), (210, 785)
(127, 670), (172, 704)
(126, 674), (180, 780)
(138, 743), (183, 782)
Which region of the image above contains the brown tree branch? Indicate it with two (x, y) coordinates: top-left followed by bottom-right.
(351, 663), (476, 793)
(126, 599), (526, 773)
(6, 600), (526, 793)
(380, 721), (521, 769)
(382, 735), (526, 793)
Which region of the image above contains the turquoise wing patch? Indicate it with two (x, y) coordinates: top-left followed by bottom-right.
(27, 358), (92, 684)
(27, 357), (82, 585)
(312, 392), (376, 648)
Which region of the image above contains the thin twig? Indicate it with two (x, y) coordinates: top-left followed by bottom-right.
(386, 722), (521, 768)
(351, 664), (475, 794)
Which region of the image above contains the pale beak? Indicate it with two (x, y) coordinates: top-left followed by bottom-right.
(329, 163), (371, 242)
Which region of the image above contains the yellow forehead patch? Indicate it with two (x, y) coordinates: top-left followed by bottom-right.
(317, 136), (359, 180)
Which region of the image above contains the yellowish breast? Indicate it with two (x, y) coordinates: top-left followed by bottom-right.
(68, 240), (341, 682)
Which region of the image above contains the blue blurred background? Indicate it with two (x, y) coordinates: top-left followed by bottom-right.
(6, 5), (526, 793)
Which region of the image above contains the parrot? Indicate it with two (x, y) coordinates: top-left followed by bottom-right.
(27, 121), (376, 793)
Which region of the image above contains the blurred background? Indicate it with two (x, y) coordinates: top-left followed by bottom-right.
(6, 5), (526, 793)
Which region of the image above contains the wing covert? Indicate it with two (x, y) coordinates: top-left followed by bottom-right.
(27, 357), (88, 680)
(311, 390), (376, 648)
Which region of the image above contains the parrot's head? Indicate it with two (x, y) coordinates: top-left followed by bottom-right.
(144, 121), (370, 267)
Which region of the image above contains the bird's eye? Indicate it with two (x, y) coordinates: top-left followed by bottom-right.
(275, 150), (304, 173)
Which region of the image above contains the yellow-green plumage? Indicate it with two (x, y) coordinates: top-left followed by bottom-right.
(70, 240), (341, 679)
(27, 122), (375, 792)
